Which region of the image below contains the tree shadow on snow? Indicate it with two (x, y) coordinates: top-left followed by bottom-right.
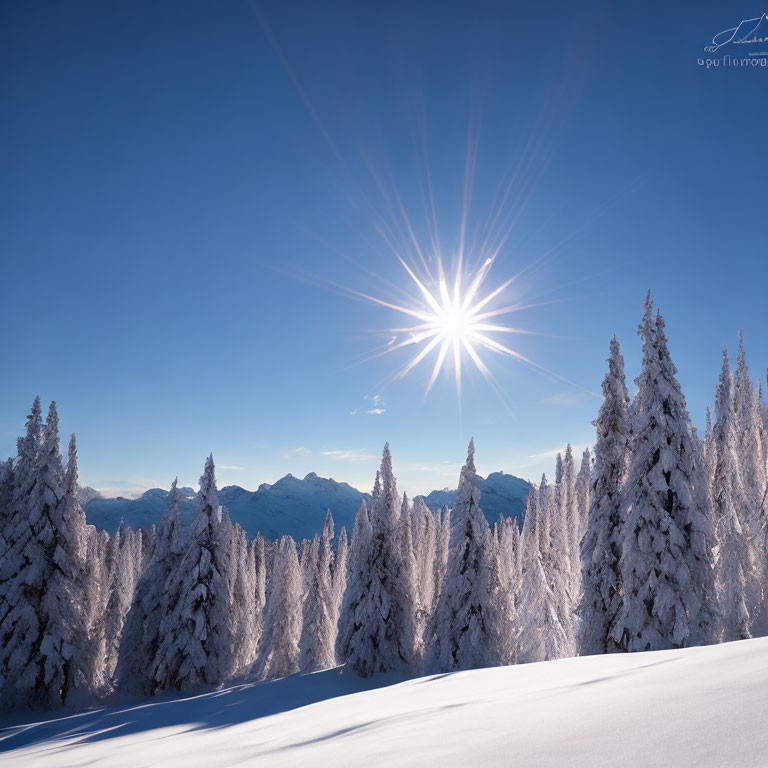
(0, 667), (405, 756)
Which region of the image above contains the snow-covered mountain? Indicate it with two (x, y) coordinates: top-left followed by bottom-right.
(2, 637), (764, 767)
(83, 471), (531, 539)
(83, 473), (370, 541)
(420, 471), (530, 525)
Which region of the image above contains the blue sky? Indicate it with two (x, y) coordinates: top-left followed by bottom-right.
(1, 1), (767, 497)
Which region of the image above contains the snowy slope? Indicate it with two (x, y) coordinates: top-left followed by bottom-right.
(2, 637), (766, 767)
(84, 471), (530, 539)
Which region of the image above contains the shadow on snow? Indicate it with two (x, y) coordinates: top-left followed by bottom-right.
(0, 666), (408, 756)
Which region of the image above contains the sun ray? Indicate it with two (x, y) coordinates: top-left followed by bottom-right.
(350, 231), (594, 404)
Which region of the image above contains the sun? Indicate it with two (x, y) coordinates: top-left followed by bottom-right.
(353, 251), (542, 399)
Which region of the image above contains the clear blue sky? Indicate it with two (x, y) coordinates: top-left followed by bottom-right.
(1, 1), (766, 497)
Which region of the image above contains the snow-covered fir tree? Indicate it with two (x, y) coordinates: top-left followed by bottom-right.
(152, 455), (234, 692)
(732, 331), (767, 625)
(117, 478), (186, 695)
(104, 520), (142, 680)
(0, 402), (92, 710)
(299, 510), (336, 672)
(711, 347), (752, 641)
(497, 515), (520, 593)
(429, 439), (513, 672)
(516, 481), (569, 663)
(83, 526), (110, 691)
(540, 468), (576, 656)
(579, 336), (630, 655)
(257, 535), (302, 680)
(613, 296), (718, 652)
(412, 496), (439, 640)
(336, 445), (415, 676)
(251, 532), (268, 656)
(330, 525), (348, 641)
(575, 447), (591, 542)
(733, 330), (766, 520)
(226, 521), (257, 676)
(563, 444), (580, 597)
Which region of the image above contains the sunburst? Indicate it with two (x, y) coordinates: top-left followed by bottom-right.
(353, 250), (543, 399)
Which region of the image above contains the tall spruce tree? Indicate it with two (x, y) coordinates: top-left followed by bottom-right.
(712, 347), (752, 641)
(579, 337), (630, 655)
(613, 296), (718, 651)
(429, 440), (513, 671)
(118, 479), (186, 695)
(516, 482), (569, 662)
(576, 447), (591, 542)
(257, 535), (302, 680)
(299, 510), (336, 672)
(152, 455), (234, 692)
(336, 499), (373, 671)
(336, 445), (415, 676)
(563, 444), (580, 600)
(0, 402), (92, 710)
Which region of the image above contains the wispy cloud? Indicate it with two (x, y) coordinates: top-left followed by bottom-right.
(217, 464), (244, 471)
(322, 449), (377, 463)
(351, 393), (387, 416)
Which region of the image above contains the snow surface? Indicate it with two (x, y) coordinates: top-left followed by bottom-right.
(2, 637), (766, 767)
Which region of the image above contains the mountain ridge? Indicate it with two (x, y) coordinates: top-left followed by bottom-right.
(82, 471), (531, 540)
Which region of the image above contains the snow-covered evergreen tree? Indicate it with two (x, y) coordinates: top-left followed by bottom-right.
(711, 347), (752, 641)
(104, 521), (141, 680)
(118, 479), (186, 695)
(0, 402), (92, 710)
(498, 515), (520, 593)
(563, 444), (580, 597)
(226, 521), (257, 676)
(83, 526), (110, 692)
(613, 296), (718, 652)
(429, 439), (513, 672)
(336, 498), (373, 670)
(516, 481), (569, 663)
(579, 336), (630, 655)
(257, 535), (302, 680)
(412, 496), (439, 642)
(733, 331), (766, 519)
(299, 510), (337, 672)
(575, 447), (591, 542)
(336, 445), (415, 676)
(330, 525), (348, 643)
(152, 455), (234, 692)
(540, 467), (576, 656)
(732, 331), (767, 626)
(0, 397), (41, 629)
(251, 532), (267, 660)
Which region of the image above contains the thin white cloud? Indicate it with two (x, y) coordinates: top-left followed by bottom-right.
(322, 449), (377, 463)
(217, 465), (244, 471)
(351, 393), (387, 416)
